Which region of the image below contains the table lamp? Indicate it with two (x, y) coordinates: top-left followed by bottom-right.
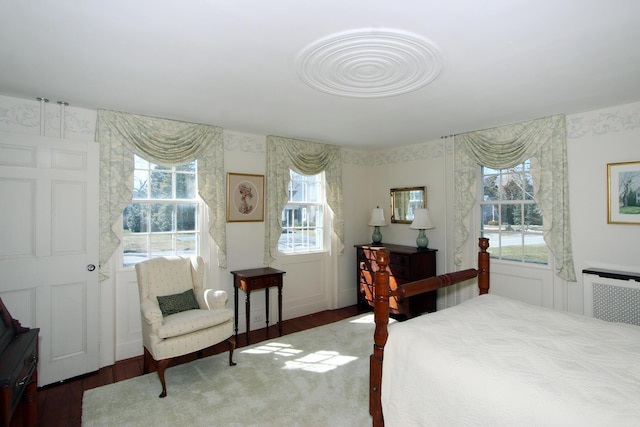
(409, 208), (434, 249)
(368, 207), (387, 245)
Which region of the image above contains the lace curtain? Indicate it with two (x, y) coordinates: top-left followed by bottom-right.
(264, 136), (344, 264)
(96, 109), (226, 280)
(455, 115), (576, 282)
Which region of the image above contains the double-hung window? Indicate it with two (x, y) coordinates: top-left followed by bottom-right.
(122, 155), (201, 266)
(480, 160), (548, 264)
(278, 170), (326, 254)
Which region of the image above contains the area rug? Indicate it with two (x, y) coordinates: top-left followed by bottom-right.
(82, 313), (386, 426)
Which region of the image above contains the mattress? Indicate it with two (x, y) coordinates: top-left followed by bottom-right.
(381, 294), (640, 426)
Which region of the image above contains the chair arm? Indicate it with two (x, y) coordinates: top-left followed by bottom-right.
(204, 289), (228, 310)
(140, 298), (163, 325)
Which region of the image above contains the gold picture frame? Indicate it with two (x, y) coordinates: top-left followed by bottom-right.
(607, 161), (640, 224)
(226, 172), (264, 222)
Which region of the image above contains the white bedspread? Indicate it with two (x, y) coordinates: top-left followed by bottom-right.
(381, 294), (640, 426)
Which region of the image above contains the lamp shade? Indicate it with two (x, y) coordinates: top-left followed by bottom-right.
(409, 208), (434, 230)
(368, 207), (387, 227)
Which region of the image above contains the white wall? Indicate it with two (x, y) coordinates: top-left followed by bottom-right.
(565, 102), (640, 312)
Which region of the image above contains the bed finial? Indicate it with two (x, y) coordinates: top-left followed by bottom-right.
(478, 237), (490, 295)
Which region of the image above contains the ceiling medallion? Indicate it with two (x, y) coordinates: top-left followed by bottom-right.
(296, 29), (443, 98)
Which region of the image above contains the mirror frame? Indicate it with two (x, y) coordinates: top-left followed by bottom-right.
(390, 186), (427, 224)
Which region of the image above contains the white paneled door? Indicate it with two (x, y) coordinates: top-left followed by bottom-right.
(0, 132), (99, 386)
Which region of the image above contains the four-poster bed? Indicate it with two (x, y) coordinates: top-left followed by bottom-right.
(370, 238), (640, 426)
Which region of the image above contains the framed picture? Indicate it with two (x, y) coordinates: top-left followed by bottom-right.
(607, 161), (640, 224)
(226, 172), (264, 222)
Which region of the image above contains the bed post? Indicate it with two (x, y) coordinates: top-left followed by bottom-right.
(370, 249), (389, 427)
(477, 237), (490, 295)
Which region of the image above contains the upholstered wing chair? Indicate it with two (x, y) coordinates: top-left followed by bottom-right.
(135, 256), (236, 398)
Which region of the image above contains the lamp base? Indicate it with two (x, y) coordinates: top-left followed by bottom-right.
(371, 226), (383, 245)
(416, 229), (429, 249)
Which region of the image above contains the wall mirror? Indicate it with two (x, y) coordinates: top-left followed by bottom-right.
(390, 186), (426, 224)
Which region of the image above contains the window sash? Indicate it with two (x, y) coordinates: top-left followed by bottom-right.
(122, 156), (200, 266)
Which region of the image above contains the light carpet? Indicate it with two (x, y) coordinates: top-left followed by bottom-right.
(82, 314), (383, 427)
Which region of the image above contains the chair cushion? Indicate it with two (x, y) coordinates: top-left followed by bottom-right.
(157, 289), (200, 316)
(157, 308), (234, 339)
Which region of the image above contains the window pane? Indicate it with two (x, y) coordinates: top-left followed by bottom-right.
(483, 166), (500, 175)
(151, 204), (174, 232)
(177, 204), (197, 231)
(483, 175), (499, 201)
(150, 171), (173, 199)
(282, 207), (295, 228)
(124, 203), (149, 232)
(501, 174), (523, 200)
(150, 234), (173, 257)
(175, 161), (196, 172)
(134, 156), (149, 169)
(500, 204), (514, 228)
(122, 234), (149, 267)
(524, 233), (548, 264)
(481, 204), (499, 228)
(304, 205), (321, 227)
(177, 233), (197, 256)
(133, 170), (149, 199)
(499, 232), (522, 261)
(176, 173), (196, 199)
(306, 180), (322, 202)
(152, 162), (170, 171)
(524, 172), (535, 200)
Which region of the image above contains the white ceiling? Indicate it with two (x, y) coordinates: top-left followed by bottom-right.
(2, 1), (640, 150)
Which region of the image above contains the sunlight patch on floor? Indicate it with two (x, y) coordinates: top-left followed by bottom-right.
(241, 342), (304, 356)
(350, 314), (396, 325)
(283, 350), (358, 373)
(241, 342), (358, 373)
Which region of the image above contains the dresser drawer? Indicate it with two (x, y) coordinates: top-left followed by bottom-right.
(389, 252), (411, 266)
(0, 329), (38, 423)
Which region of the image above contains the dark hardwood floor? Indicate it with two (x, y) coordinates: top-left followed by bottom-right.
(11, 305), (361, 427)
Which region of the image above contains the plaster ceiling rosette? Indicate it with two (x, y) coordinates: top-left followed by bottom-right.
(296, 28), (443, 98)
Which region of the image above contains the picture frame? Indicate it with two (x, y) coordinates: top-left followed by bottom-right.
(607, 161), (640, 225)
(226, 172), (265, 222)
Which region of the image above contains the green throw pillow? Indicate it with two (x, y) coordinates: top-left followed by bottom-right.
(157, 289), (200, 316)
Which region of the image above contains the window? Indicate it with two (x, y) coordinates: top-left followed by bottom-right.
(122, 155), (200, 266)
(278, 170), (325, 254)
(480, 160), (548, 264)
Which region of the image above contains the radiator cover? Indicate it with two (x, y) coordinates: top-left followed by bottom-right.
(583, 268), (640, 326)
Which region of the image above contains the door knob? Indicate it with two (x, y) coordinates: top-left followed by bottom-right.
(87, 264), (96, 271)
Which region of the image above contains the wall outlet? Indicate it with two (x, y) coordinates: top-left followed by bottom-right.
(253, 314), (264, 323)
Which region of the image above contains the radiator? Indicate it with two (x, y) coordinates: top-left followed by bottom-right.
(583, 268), (640, 326)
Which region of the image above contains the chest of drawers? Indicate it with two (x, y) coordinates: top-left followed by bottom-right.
(0, 298), (39, 427)
(355, 244), (437, 318)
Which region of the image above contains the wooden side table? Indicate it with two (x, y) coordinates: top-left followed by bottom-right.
(230, 267), (286, 345)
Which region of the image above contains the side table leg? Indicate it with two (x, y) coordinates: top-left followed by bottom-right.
(265, 287), (270, 339)
(278, 284), (283, 337)
(234, 287), (239, 341)
(245, 291), (251, 345)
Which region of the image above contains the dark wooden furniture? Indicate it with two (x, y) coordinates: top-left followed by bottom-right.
(231, 267), (286, 345)
(369, 238), (490, 427)
(355, 244), (437, 318)
(0, 298), (39, 427)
